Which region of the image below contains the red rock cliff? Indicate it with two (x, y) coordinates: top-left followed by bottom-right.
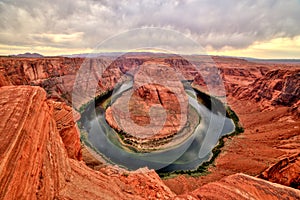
(1, 56), (300, 199)
(0, 86), (176, 199)
(259, 153), (300, 189)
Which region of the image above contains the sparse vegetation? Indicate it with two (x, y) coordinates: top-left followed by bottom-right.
(77, 89), (113, 114)
(226, 105), (244, 135)
(122, 172), (129, 177)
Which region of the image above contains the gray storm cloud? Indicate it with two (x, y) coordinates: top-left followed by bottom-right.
(0, 0), (300, 51)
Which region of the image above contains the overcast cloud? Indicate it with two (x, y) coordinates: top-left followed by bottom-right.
(0, 0), (300, 54)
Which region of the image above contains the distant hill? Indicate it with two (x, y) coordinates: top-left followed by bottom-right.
(62, 52), (125, 58)
(243, 57), (300, 63)
(10, 52), (44, 58)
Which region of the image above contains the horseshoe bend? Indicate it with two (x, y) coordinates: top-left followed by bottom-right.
(105, 61), (192, 152)
(0, 54), (300, 199)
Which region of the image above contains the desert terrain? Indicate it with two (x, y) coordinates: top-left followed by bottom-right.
(0, 54), (299, 199)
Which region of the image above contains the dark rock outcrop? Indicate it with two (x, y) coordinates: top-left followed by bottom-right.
(259, 153), (300, 189)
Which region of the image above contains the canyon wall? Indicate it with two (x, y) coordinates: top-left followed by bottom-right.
(0, 55), (299, 199)
(259, 153), (300, 189)
(1, 56), (299, 115)
(0, 86), (299, 199)
(0, 86), (175, 199)
(233, 68), (300, 115)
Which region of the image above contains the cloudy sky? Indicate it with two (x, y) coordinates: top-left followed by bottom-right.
(0, 0), (300, 58)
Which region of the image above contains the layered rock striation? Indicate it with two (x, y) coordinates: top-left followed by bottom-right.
(52, 101), (82, 160)
(177, 173), (300, 200)
(0, 86), (176, 199)
(259, 153), (300, 189)
(233, 69), (300, 114)
(0, 55), (300, 199)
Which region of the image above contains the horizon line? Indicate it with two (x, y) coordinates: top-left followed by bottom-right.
(2, 51), (300, 61)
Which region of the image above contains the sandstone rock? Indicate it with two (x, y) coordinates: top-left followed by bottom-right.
(171, 99), (299, 194)
(0, 57), (83, 105)
(233, 69), (300, 111)
(106, 61), (189, 149)
(259, 153), (300, 189)
(177, 173), (300, 200)
(0, 72), (10, 87)
(0, 85), (176, 199)
(0, 57), (115, 107)
(1, 55), (300, 199)
(0, 57), (82, 85)
(0, 86), (71, 199)
(51, 101), (82, 160)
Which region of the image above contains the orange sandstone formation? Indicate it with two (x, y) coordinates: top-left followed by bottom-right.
(106, 62), (188, 142)
(260, 153), (300, 189)
(52, 101), (82, 160)
(0, 55), (300, 199)
(177, 173), (300, 200)
(0, 86), (175, 199)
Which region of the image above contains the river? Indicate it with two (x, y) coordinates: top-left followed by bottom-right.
(80, 81), (235, 172)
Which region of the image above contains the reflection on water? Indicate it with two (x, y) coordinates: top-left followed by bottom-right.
(80, 82), (235, 172)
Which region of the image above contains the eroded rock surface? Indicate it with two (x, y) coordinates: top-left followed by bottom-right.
(259, 153), (300, 189)
(233, 69), (300, 113)
(163, 59), (300, 194)
(0, 86), (175, 199)
(176, 173), (300, 200)
(0, 86), (70, 199)
(105, 62), (189, 150)
(52, 101), (82, 160)
(1, 55), (300, 199)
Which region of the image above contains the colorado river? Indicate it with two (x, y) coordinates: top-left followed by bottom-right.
(80, 81), (235, 172)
